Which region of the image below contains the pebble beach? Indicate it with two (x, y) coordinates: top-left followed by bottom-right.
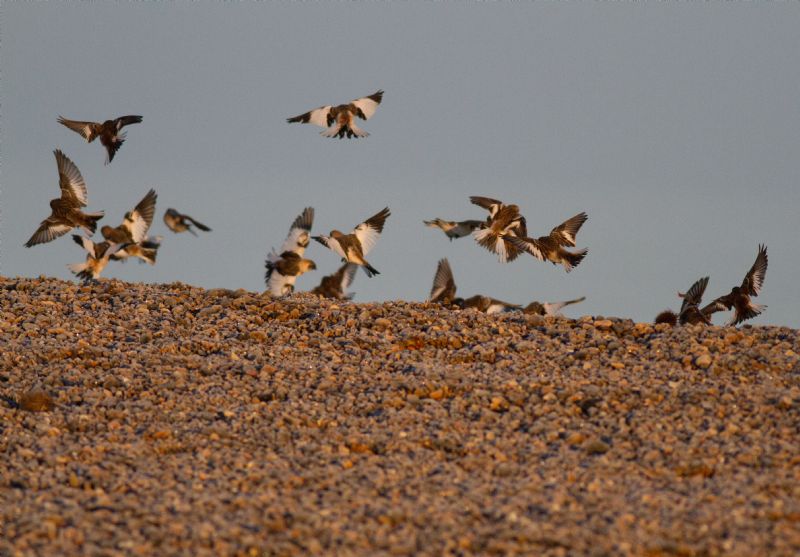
(1, 276), (799, 556)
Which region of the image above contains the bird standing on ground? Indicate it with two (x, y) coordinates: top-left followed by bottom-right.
(507, 212), (589, 272)
(163, 208), (211, 236)
(25, 150), (104, 248)
(705, 245), (768, 326)
(287, 90), (383, 138)
(58, 115), (142, 164)
(102, 189), (160, 265)
(313, 207), (390, 277)
(524, 296), (586, 317)
(265, 207), (317, 296)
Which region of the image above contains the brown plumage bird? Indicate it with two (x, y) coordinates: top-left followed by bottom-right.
(655, 276), (715, 326)
(58, 115), (142, 164)
(311, 263), (359, 300)
(429, 258), (458, 305)
(424, 218), (484, 241)
(524, 296), (586, 317)
(265, 207), (316, 296)
(163, 208), (211, 236)
(287, 90), (383, 138)
(705, 245), (768, 326)
(470, 197), (528, 263)
(25, 150), (104, 248)
(313, 207), (390, 277)
(68, 235), (124, 283)
(101, 189), (159, 265)
(507, 212), (589, 272)
(458, 295), (521, 314)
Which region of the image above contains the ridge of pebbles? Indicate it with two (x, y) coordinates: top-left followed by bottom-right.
(1, 276), (799, 556)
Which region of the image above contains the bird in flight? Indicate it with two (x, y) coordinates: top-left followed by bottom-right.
(287, 90), (383, 138)
(58, 115), (143, 164)
(163, 208), (211, 236)
(704, 245), (768, 326)
(313, 207), (390, 277)
(68, 235), (124, 283)
(470, 196), (529, 263)
(265, 207), (316, 296)
(25, 150), (104, 248)
(507, 212), (589, 272)
(424, 218), (484, 241)
(102, 189), (160, 265)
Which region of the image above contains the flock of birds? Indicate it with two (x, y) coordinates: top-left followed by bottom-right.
(24, 91), (769, 326)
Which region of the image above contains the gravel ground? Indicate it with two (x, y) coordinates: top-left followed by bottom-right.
(1, 276), (799, 556)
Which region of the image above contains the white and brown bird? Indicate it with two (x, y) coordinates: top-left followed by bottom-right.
(313, 207), (390, 277)
(101, 189), (159, 265)
(459, 295), (521, 314)
(655, 276), (714, 326)
(704, 245), (768, 326)
(68, 235), (124, 283)
(424, 218), (484, 241)
(287, 90), (383, 138)
(163, 208), (211, 236)
(265, 207), (316, 296)
(25, 150), (104, 248)
(507, 212), (589, 272)
(524, 296), (586, 317)
(427, 258), (519, 314)
(311, 263), (359, 300)
(58, 115), (142, 164)
(470, 197), (529, 263)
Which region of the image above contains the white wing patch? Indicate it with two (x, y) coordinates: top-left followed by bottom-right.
(268, 269), (296, 297)
(351, 96), (380, 120)
(353, 222), (381, 255)
(306, 106), (333, 128)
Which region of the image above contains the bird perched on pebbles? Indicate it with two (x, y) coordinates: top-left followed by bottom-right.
(655, 276), (715, 326)
(470, 196), (529, 263)
(428, 258), (520, 314)
(524, 296), (586, 317)
(705, 245), (768, 326)
(424, 218), (484, 241)
(311, 263), (359, 300)
(25, 150), (104, 248)
(163, 208), (211, 236)
(265, 207), (317, 296)
(287, 90), (383, 138)
(68, 235), (124, 283)
(101, 189), (160, 265)
(313, 207), (390, 277)
(506, 212), (589, 272)
(58, 114), (143, 164)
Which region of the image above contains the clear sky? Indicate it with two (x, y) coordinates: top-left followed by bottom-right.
(3, 3), (799, 327)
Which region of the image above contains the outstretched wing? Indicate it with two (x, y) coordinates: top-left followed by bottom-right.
(353, 207), (390, 255)
(287, 105), (333, 128)
(25, 218), (72, 248)
(54, 150), (88, 206)
(543, 296), (586, 316)
(279, 207), (314, 256)
(57, 116), (97, 141)
(123, 189), (158, 242)
(506, 235), (545, 262)
(679, 276), (709, 314)
(429, 258), (457, 303)
(350, 90), (383, 120)
(469, 196), (504, 215)
(741, 244), (768, 297)
(550, 212), (588, 247)
(115, 115), (143, 129)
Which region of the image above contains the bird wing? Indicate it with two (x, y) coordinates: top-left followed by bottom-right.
(549, 212), (588, 247)
(115, 115), (143, 129)
(543, 296), (586, 316)
(72, 234), (97, 258)
(266, 266), (296, 296)
(25, 219), (73, 247)
(430, 258), (457, 302)
(679, 276), (709, 314)
(100, 132), (126, 164)
(353, 207), (390, 255)
(123, 189), (158, 242)
(313, 236), (347, 260)
(54, 150), (88, 206)
(185, 215), (211, 231)
(336, 263), (359, 293)
(279, 207), (314, 256)
(469, 196), (504, 214)
(350, 90), (383, 120)
(287, 105), (333, 128)
(57, 116), (97, 141)
(506, 235), (545, 261)
(741, 244), (768, 296)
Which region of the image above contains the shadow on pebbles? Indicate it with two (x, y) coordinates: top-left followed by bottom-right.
(1, 276), (799, 556)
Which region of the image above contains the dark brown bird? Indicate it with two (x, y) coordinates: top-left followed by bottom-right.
(58, 115), (142, 164)
(163, 208), (211, 236)
(424, 218), (484, 241)
(311, 263), (359, 300)
(101, 189), (159, 264)
(68, 235), (124, 283)
(471, 197), (528, 263)
(287, 90), (383, 138)
(265, 207), (315, 296)
(507, 212), (589, 272)
(655, 276), (715, 326)
(524, 296), (586, 317)
(458, 295), (521, 314)
(25, 150), (104, 248)
(705, 245), (768, 326)
(429, 258), (458, 305)
(313, 207), (390, 277)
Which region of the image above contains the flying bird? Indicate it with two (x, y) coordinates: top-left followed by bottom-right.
(68, 235), (124, 283)
(287, 90), (383, 138)
(654, 276), (716, 326)
(58, 115), (142, 164)
(705, 245), (768, 326)
(424, 218), (484, 241)
(265, 207), (316, 296)
(101, 189), (159, 264)
(313, 207), (390, 277)
(507, 212), (589, 272)
(524, 296), (586, 317)
(470, 197), (528, 263)
(25, 150), (104, 248)
(163, 208), (211, 236)
(429, 258), (458, 305)
(311, 263), (359, 300)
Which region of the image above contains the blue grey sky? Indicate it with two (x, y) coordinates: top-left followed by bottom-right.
(3, 3), (799, 327)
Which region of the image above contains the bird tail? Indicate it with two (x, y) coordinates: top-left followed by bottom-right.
(321, 124), (343, 138)
(67, 262), (94, 283)
(655, 310), (678, 326)
(137, 246), (158, 265)
(562, 248), (588, 272)
(728, 303), (766, 326)
(363, 262), (380, 278)
(187, 217), (211, 232)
